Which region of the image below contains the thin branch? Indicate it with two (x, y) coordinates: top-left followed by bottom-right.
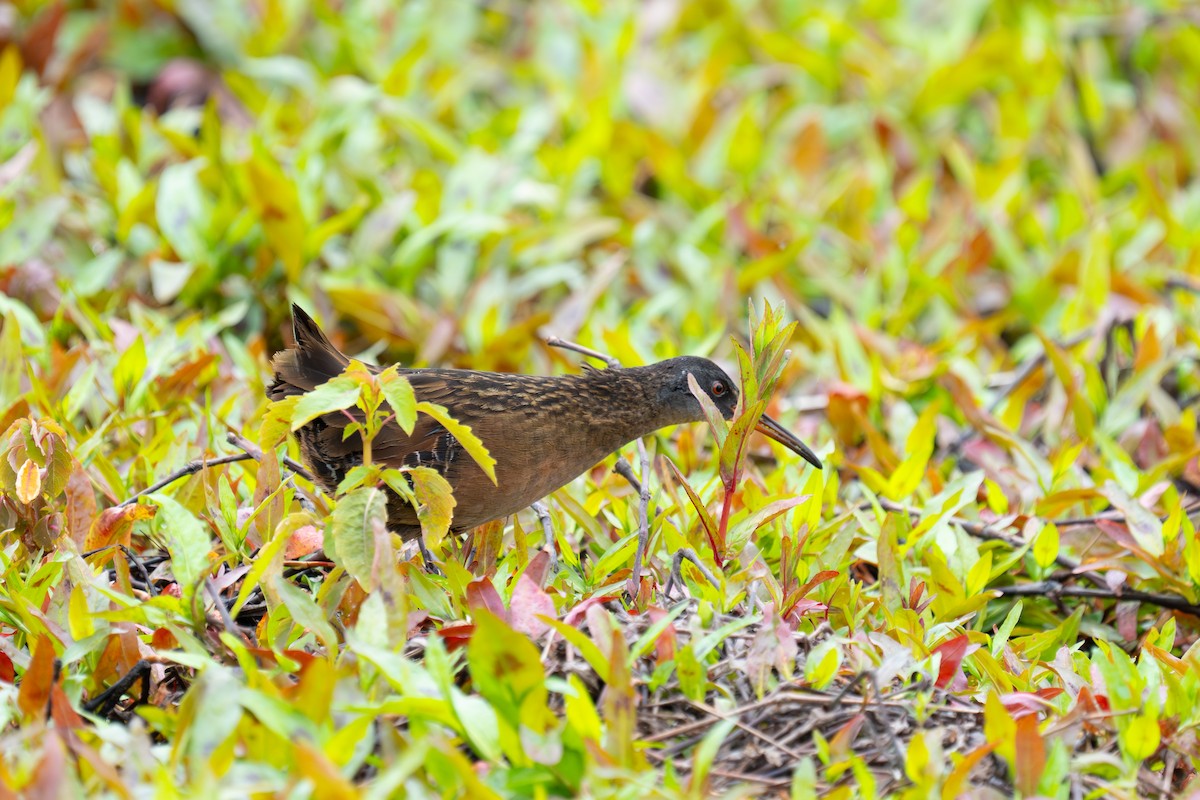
(545, 336), (621, 369)
(226, 431), (316, 483)
(992, 581), (1200, 617)
(665, 549), (720, 599)
(205, 577), (252, 641)
(82, 659), (152, 717)
(118, 454), (254, 507)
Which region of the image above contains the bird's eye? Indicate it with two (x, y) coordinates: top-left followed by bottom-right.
(711, 381), (726, 396)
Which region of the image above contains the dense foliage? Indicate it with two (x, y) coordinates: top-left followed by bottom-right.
(2, 1), (1200, 796)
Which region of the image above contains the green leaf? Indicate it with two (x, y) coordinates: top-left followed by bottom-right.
(291, 376), (362, 431)
(148, 493), (212, 603)
(542, 617), (610, 683)
(675, 643), (705, 702)
(1032, 522), (1059, 569)
(379, 367), (417, 435)
(231, 513), (310, 616)
(114, 334), (147, 399)
(664, 458), (719, 554)
(271, 574), (338, 652)
(328, 487), (390, 591)
(156, 160), (211, 266)
(467, 610), (546, 713)
(416, 401), (497, 484)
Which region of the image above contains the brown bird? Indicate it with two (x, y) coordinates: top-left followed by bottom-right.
(268, 305), (821, 542)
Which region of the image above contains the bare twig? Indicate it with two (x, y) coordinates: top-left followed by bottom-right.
(226, 431), (316, 483)
(205, 577), (250, 640)
(118, 454), (254, 507)
(992, 581), (1200, 617)
(545, 336), (621, 369)
(82, 659), (152, 717)
(665, 549), (720, 598)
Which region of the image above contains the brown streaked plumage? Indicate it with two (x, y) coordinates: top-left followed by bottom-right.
(268, 304), (822, 541)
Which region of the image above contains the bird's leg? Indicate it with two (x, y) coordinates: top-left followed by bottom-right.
(530, 502), (558, 576)
(417, 535), (442, 576)
(615, 438), (653, 602)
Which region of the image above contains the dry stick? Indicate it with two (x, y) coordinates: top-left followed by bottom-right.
(82, 659), (151, 716)
(118, 454), (254, 507)
(544, 336), (621, 369)
(666, 550), (721, 598)
(687, 699), (811, 763)
(205, 576), (252, 641)
(225, 431), (316, 483)
(992, 581), (1200, 617)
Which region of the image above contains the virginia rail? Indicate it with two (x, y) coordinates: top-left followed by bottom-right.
(268, 305), (822, 542)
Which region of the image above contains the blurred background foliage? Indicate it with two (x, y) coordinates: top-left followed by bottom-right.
(6, 0), (1199, 369)
(3, 0), (1200, 796)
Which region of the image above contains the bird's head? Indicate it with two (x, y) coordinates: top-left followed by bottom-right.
(651, 356), (822, 469)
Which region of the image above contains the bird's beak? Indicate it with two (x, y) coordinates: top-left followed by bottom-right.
(755, 414), (823, 469)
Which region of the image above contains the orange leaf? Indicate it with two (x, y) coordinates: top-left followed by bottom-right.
(85, 504), (156, 554)
(49, 682), (83, 729)
(17, 635), (55, 719)
(1014, 713), (1046, 796)
(63, 462), (96, 549)
(292, 740), (357, 800)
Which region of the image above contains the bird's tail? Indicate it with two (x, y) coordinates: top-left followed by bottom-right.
(267, 304), (351, 400)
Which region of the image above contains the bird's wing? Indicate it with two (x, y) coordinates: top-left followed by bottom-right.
(373, 372), (471, 477)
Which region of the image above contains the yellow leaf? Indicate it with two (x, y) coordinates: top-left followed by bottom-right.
(416, 401), (497, 485)
(68, 583), (94, 640)
(15, 458), (40, 504)
(0, 46), (21, 112)
(1122, 710), (1161, 761)
(888, 402), (939, 499)
(1032, 522), (1059, 569)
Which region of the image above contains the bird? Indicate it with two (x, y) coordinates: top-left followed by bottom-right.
(268, 304), (822, 542)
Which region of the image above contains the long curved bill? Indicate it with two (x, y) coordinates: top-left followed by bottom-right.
(755, 414), (823, 469)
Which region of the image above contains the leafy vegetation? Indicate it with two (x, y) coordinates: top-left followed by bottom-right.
(2, 1), (1200, 796)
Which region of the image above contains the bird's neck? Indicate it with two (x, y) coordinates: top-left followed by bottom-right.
(570, 366), (679, 454)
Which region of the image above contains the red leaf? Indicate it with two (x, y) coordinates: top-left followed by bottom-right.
(1000, 691), (1058, 719)
(465, 577), (508, 622)
(525, 550), (551, 587)
(435, 623), (475, 651)
(49, 682), (83, 729)
(562, 594), (619, 627)
(932, 634), (977, 689)
(0, 652), (13, 683)
(509, 574), (555, 639)
(150, 628), (177, 651)
(645, 607), (677, 664)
